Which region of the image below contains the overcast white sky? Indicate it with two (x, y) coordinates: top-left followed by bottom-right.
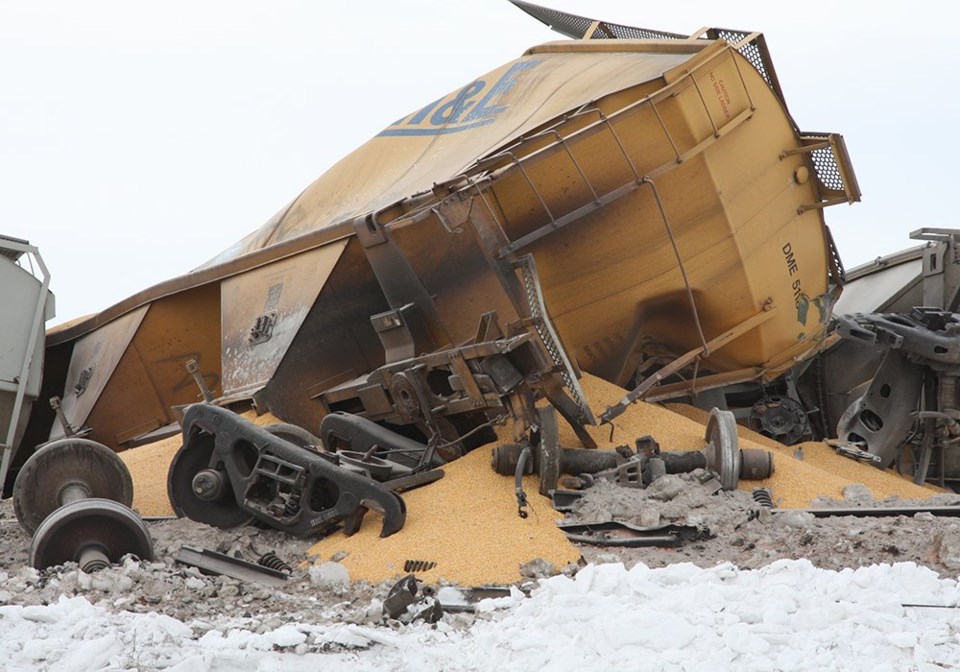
(1, 0), (955, 325)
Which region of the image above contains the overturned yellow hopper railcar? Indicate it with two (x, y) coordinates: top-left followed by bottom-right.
(24, 14), (858, 471)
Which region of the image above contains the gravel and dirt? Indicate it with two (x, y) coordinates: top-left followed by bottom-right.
(3, 467), (960, 646)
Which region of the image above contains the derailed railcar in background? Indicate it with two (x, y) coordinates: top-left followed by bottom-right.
(0, 236), (54, 491)
(789, 229), (960, 489)
(7, 2), (860, 493)
(672, 223), (960, 492)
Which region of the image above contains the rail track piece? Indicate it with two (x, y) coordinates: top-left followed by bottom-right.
(176, 545), (288, 587)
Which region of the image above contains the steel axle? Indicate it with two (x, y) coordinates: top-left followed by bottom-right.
(491, 408), (774, 494)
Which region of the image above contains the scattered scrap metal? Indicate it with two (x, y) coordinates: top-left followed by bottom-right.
(490, 404), (773, 532)
(175, 545), (290, 587)
(507, 406), (777, 548)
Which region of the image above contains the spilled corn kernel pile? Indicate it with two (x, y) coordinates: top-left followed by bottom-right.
(120, 373), (942, 584)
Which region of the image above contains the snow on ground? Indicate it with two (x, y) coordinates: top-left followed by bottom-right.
(2, 559), (960, 671)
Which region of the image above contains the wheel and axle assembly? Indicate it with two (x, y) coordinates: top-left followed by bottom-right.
(491, 407), (774, 494)
(13, 438), (153, 571)
(748, 396), (810, 445)
(167, 432), (254, 528)
(704, 408), (775, 490)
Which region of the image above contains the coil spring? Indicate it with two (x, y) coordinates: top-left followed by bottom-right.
(752, 488), (773, 508)
(403, 559), (437, 573)
(258, 551), (293, 573)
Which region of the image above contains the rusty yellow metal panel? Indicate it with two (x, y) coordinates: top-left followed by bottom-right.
(220, 239), (348, 399)
(388, 216), (521, 348)
(84, 339), (169, 446)
(33, 30), (857, 452)
(388, 40), (847, 386)
(211, 42), (715, 262)
(253, 237), (392, 429)
(129, 283), (223, 413)
(78, 284), (222, 449)
(52, 305), (148, 440)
